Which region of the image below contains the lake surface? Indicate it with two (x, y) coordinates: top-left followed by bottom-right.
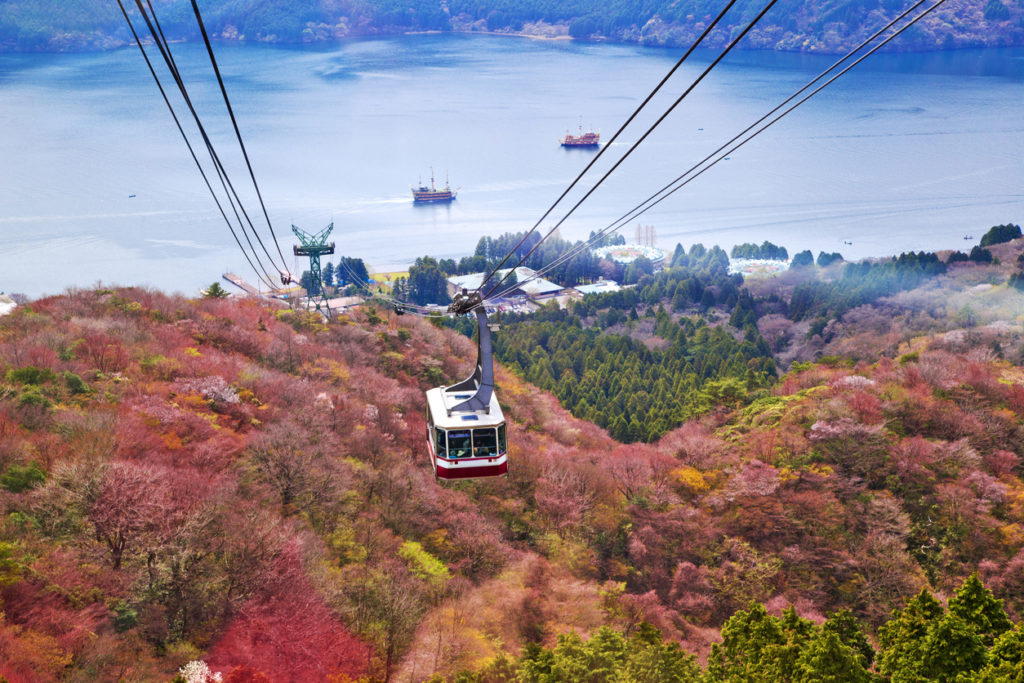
(1, 36), (1021, 297)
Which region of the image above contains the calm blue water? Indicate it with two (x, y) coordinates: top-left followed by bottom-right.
(0, 36), (1021, 297)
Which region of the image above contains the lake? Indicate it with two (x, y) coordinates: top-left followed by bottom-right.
(0, 35), (1021, 297)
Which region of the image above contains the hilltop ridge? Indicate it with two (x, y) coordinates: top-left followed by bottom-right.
(1, 0), (1021, 53)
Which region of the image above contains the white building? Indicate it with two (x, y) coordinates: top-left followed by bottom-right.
(448, 267), (563, 300)
(573, 279), (621, 296)
(592, 244), (666, 268)
(0, 295), (16, 317)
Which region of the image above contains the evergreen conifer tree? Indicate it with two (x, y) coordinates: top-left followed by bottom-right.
(877, 589), (944, 682)
(707, 603), (788, 681)
(821, 609), (874, 669)
(795, 630), (872, 683)
(947, 573), (1012, 647)
(919, 613), (987, 681)
(975, 621), (1024, 682)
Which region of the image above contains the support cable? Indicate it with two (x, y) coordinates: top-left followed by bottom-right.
(470, 0), (742, 297)
(116, 0), (277, 291)
(478, 0), (780, 303)
(487, 0), (943, 302)
(134, 0), (286, 283)
(189, 0), (291, 281)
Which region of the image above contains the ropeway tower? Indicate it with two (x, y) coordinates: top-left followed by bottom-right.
(292, 222), (335, 318)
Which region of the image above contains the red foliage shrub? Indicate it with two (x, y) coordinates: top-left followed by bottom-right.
(76, 332), (130, 373)
(0, 615), (65, 683)
(963, 361), (1005, 402)
(396, 409), (426, 456)
(443, 509), (509, 579)
(123, 395), (217, 455)
(89, 459), (185, 568)
(620, 589), (686, 639)
(969, 408), (1024, 454)
(844, 389), (883, 424)
(24, 344), (59, 371)
(658, 420), (725, 468)
(985, 449), (1020, 477)
(206, 544), (371, 682)
(1007, 382), (1024, 416)
(668, 562), (715, 623)
(1, 575), (110, 665)
(990, 548), (1024, 617)
(604, 450), (653, 502)
(627, 506), (716, 598)
(535, 462), (598, 530)
(724, 460), (780, 501)
(222, 665), (273, 683)
(188, 430), (248, 473)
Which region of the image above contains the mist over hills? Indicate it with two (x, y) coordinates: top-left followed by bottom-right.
(1, 0), (1020, 53)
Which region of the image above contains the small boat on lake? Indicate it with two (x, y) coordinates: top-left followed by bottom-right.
(411, 169), (456, 203)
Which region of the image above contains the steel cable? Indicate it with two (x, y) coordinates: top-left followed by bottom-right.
(116, 0), (278, 290)
(469, 0), (742, 299)
(487, 0), (945, 302)
(478, 0), (780, 302)
(189, 0), (292, 281)
(136, 0), (288, 282)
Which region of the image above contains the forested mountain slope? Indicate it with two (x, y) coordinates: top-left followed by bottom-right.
(1, 0), (1020, 53)
(0, 265), (1022, 680)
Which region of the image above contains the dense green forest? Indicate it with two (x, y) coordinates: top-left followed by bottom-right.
(448, 575), (1024, 682)
(439, 231), (1023, 444)
(1, 0), (1021, 52)
(445, 242), (777, 442)
(730, 240), (789, 261)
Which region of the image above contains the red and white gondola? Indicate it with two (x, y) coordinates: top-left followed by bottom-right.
(425, 300), (508, 480)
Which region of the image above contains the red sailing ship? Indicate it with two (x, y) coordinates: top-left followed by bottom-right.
(560, 124), (600, 147)
(411, 169), (456, 203)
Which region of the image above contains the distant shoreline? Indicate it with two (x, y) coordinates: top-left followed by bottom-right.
(3, 11), (1021, 55)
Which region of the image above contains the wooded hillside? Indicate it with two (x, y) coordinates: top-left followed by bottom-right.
(1, 229), (1023, 680)
(1, 0), (1020, 52)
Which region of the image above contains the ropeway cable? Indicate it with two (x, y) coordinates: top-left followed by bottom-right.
(334, 257), (449, 316)
(478, 0), (780, 302)
(486, 0), (946, 302)
(116, 0), (278, 291)
(128, 0), (282, 288)
(134, 0), (288, 284)
(469, 0), (742, 299)
(189, 0), (291, 281)
(581, 0), (952, 264)
(489, 0), (946, 302)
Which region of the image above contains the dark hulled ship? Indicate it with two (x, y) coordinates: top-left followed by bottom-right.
(560, 125), (600, 147)
(411, 170), (456, 203)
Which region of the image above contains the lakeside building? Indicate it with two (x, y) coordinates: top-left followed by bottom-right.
(447, 267), (563, 301)
(572, 279), (621, 297)
(592, 244), (666, 268)
(727, 258), (791, 276)
(0, 294), (16, 317)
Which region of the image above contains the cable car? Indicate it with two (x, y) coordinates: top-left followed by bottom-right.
(426, 298), (508, 480)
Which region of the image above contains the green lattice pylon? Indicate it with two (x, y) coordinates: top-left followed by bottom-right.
(292, 222), (335, 317)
